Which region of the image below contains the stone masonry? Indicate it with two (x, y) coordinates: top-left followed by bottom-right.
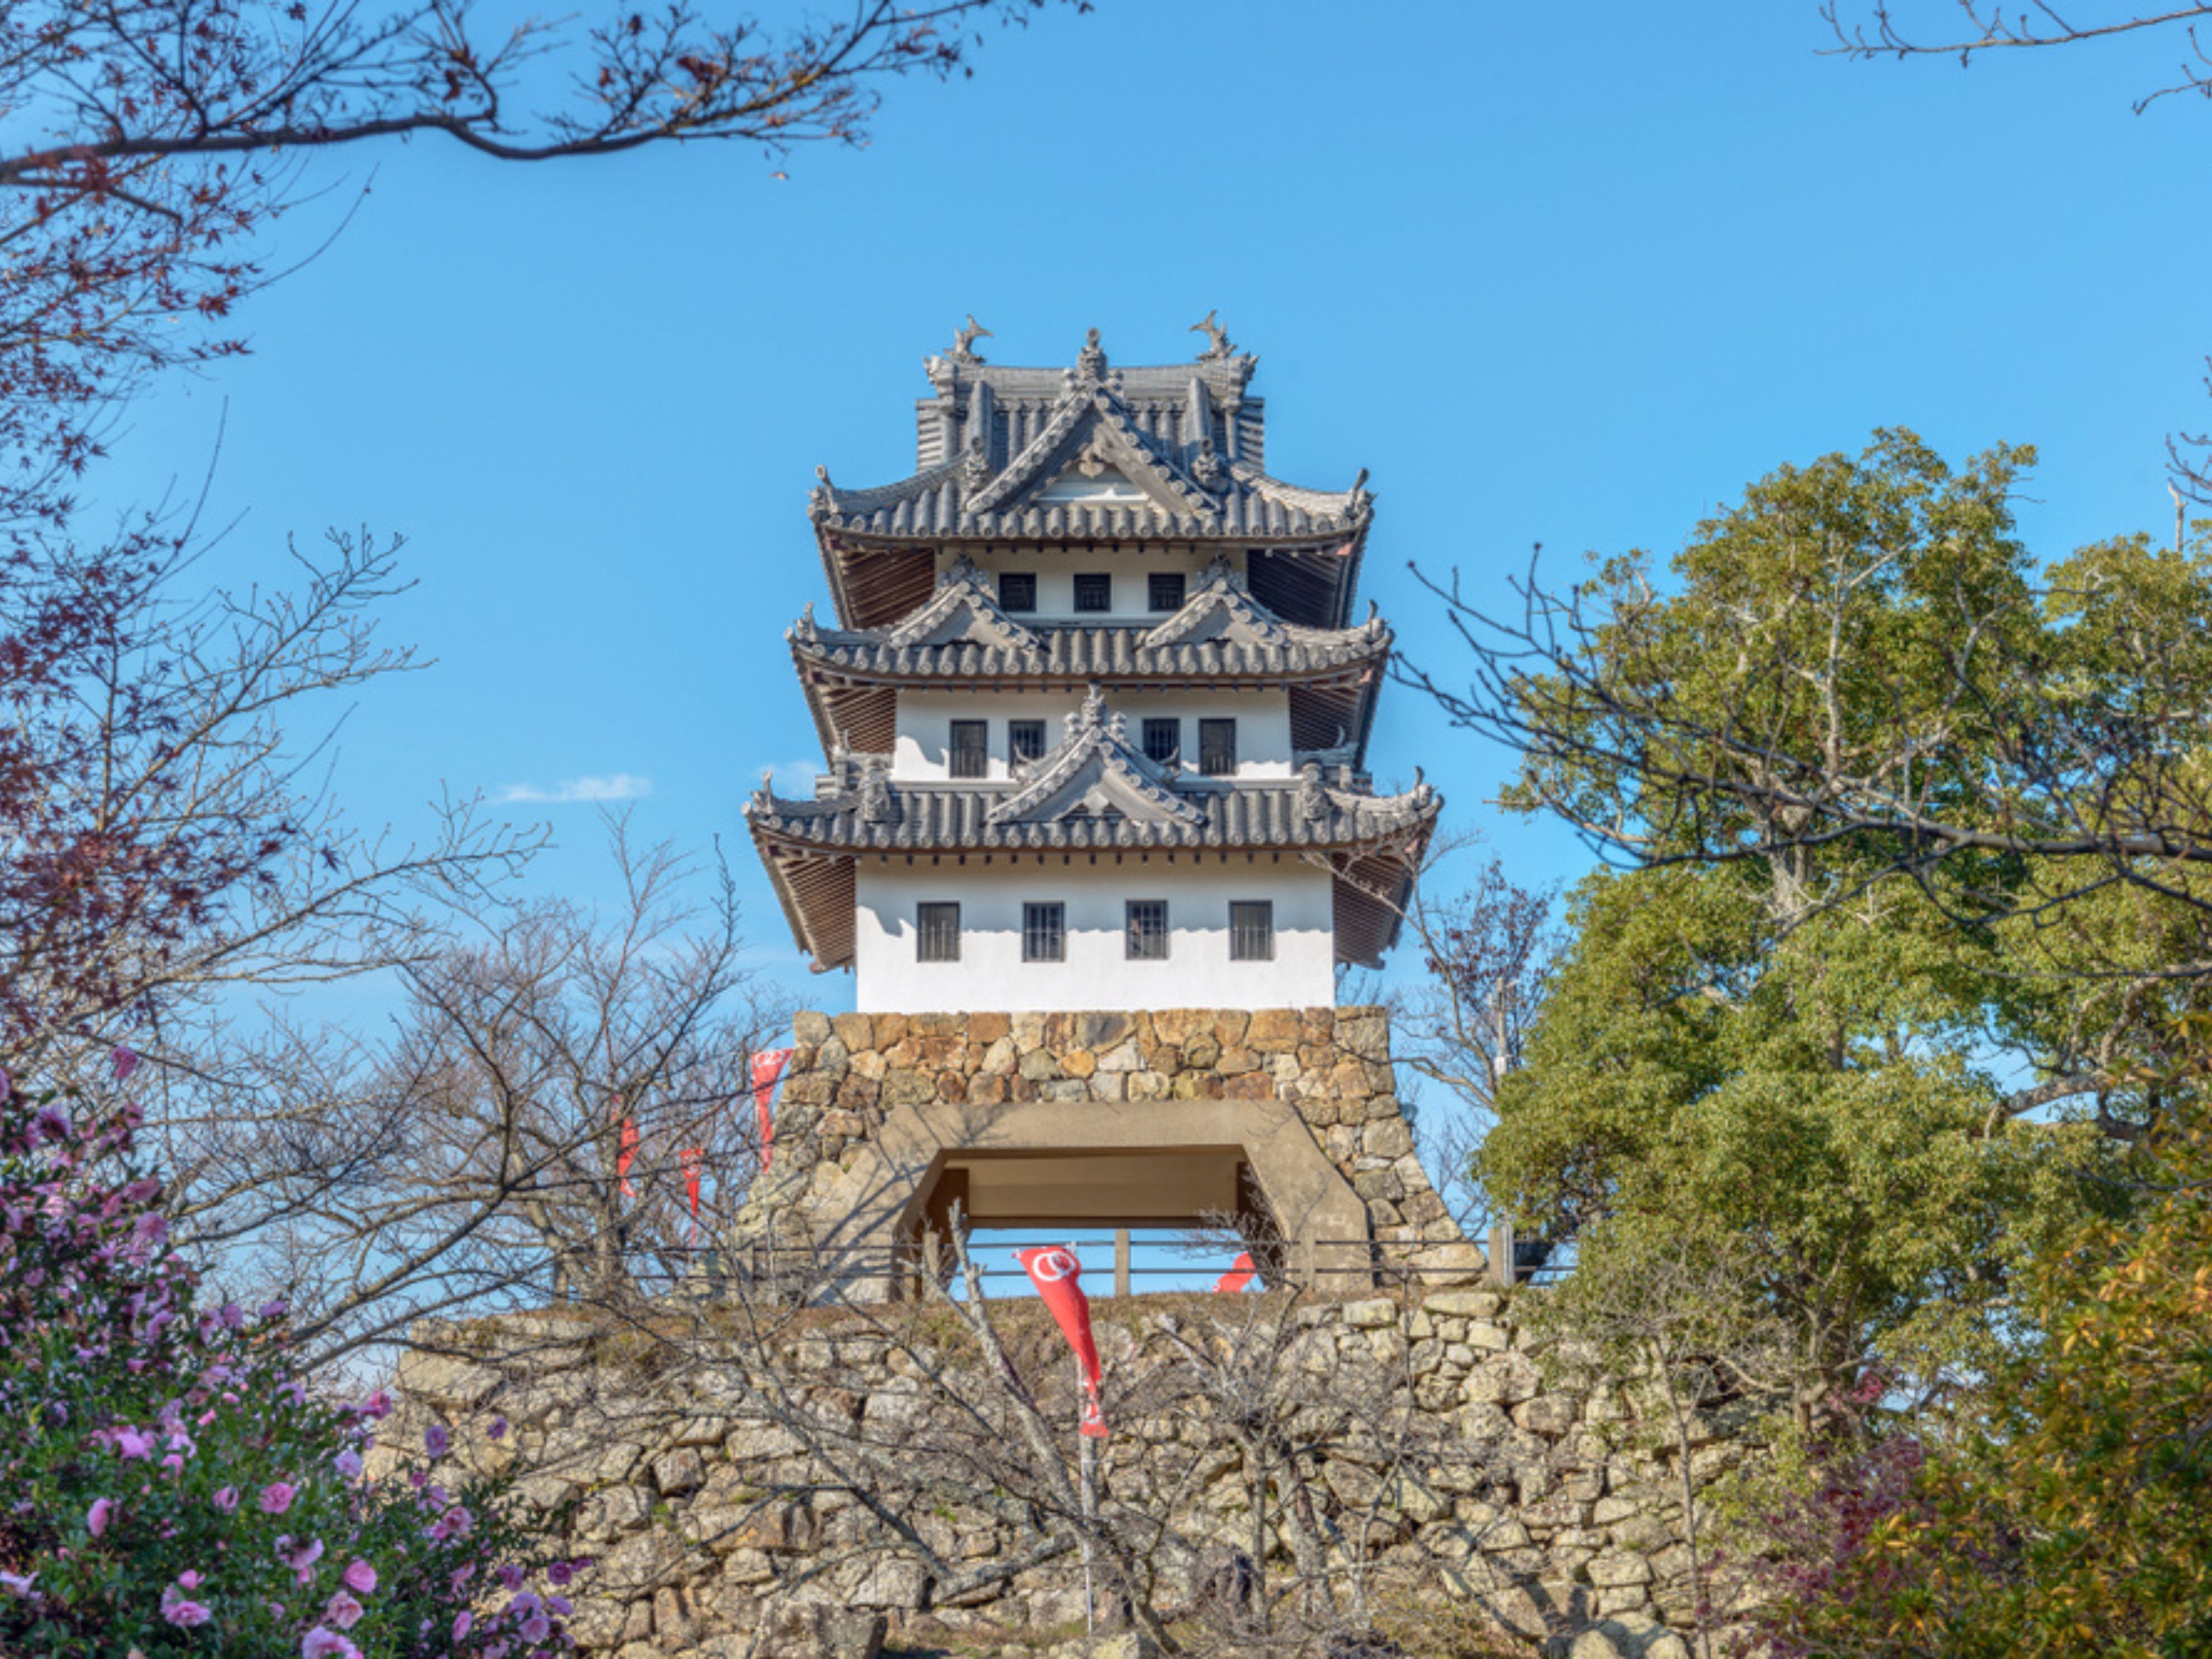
(394, 1286), (1734, 1659)
(735, 1006), (1480, 1289)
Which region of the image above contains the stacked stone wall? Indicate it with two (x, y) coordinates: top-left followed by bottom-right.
(748, 1005), (1471, 1268)
(395, 1288), (1746, 1659)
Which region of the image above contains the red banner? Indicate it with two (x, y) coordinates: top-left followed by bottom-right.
(681, 1146), (704, 1220)
(1017, 1246), (1109, 1439)
(751, 1048), (794, 1169)
(617, 1115), (640, 1198)
(1214, 1250), (1258, 1294)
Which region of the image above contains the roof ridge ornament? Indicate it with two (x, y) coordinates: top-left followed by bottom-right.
(951, 314), (991, 364)
(1190, 309), (1237, 362)
(1074, 328), (1108, 387)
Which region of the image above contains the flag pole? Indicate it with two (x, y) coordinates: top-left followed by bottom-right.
(1079, 1349), (1096, 1646)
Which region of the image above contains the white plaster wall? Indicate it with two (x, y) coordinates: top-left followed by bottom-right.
(894, 689), (1293, 782)
(855, 859), (1335, 1013)
(937, 548), (1240, 624)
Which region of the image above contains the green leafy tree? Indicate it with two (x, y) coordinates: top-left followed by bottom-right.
(1424, 432), (2210, 1424)
(1763, 1033), (2212, 1658)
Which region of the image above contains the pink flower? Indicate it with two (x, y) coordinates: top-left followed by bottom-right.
(519, 1613), (551, 1643)
(359, 1389), (392, 1420)
(451, 1610), (473, 1640)
(88, 1498), (115, 1538)
(300, 1629), (360, 1659)
(422, 1424), (450, 1458)
(161, 1575), (212, 1628)
(426, 1504), (472, 1543)
(212, 1487), (238, 1513)
(324, 1589), (364, 1629)
(114, 1427), (155, 1460)
(341, 1560), (376, 1595)
(0, 1571), (36, 1596)
(258, 1482), (297, 1515)
(112, 1046), (140, 1082)
(278, 1535), (325, 1585)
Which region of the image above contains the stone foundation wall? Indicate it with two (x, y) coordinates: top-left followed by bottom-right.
(744, 1006), (1472, 1276)
(394, 1288), (1743, 1659)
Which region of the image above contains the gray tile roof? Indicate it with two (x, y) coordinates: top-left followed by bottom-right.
(811, 329), (1369, 545)
(789, 555), (1390, 684)
(746, 771), (1438, 856)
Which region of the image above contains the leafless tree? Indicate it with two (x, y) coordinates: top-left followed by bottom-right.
(1, 523), (538, 1085)
(1531, 1232), (1793, 1659)
(475, 1231), (1525, 1658)
(155, 819), (790, 1370)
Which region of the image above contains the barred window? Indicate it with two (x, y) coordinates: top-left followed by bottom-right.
(1126, 900), (1169, 961)
(1199, 718), (1238, 777)
(917, 902), (961, 963)
(1009, 719), (1046, 763)
(1142, 718), (1181, 767)
(1148, 571), (1187, 612)
(1023, 902), (1066, 963)
(998, 571), (1037, 613)
(1229, 901), (1274, 962)
(1074, 572), (1113, 613)
(949, 720), (989, 780)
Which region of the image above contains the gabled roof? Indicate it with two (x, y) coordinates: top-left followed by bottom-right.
(809, 326), (1371, 548)
(985, 689), (1203, 828)
(879, 555), (1036, 650)
(747, 757), (1439, 972)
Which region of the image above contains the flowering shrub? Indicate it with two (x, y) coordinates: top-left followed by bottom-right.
(0, 1058), (588, 1657)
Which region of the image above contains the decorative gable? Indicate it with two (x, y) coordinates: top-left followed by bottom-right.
(1138, 555), (1289, 650)
(964, 386), (1219, 523)
(883, 554), (1038, 650)
(986, 688), (1204, 828)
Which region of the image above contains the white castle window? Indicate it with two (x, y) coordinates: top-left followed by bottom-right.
(1023, 902), (1066, 963)
(1126, 900), (1169, 961)
(917, 902), (961, 962)
(1229, 900), (1275, 962)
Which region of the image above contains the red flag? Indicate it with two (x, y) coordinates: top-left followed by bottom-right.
(1017, 1245), (1109, 1439)
(751, 1048), (794, 1169)
(1214, 1251), (1258, 1294)
(617, 1115), (640, 1198)
(681, 1147), (704, 1220)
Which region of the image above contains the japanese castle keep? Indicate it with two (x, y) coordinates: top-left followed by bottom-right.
(742, 322), (1471, 1290)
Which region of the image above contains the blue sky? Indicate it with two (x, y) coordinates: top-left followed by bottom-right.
(101, 0), (2212, 1018)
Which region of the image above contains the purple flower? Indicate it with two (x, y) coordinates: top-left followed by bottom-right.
(332, 1448), (363, 1480)
(300, 1629), (360, 1659)
(422, 1424), (450, 1458)
(359, 1389), (392, 1420)
(323, 1589), (364, 1629)
(452, 1610), (473, 1641)
(519, 1612), (551, 1643)
(495, 1565), (526, 1592)
(341, 1560), (376, 1595)
(546, 1560), (575, 1587)
(88, 1498), (115, 1538)
(488, 1415), (508, 1440)
(258, 1482), (297, 1515)
(112, 1046), (139, 1082)
(0, 1571), (36, 1596)
(212, 1487), (238, 1513)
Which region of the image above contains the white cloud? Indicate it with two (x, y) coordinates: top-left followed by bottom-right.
(495, 772), (652, 805)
